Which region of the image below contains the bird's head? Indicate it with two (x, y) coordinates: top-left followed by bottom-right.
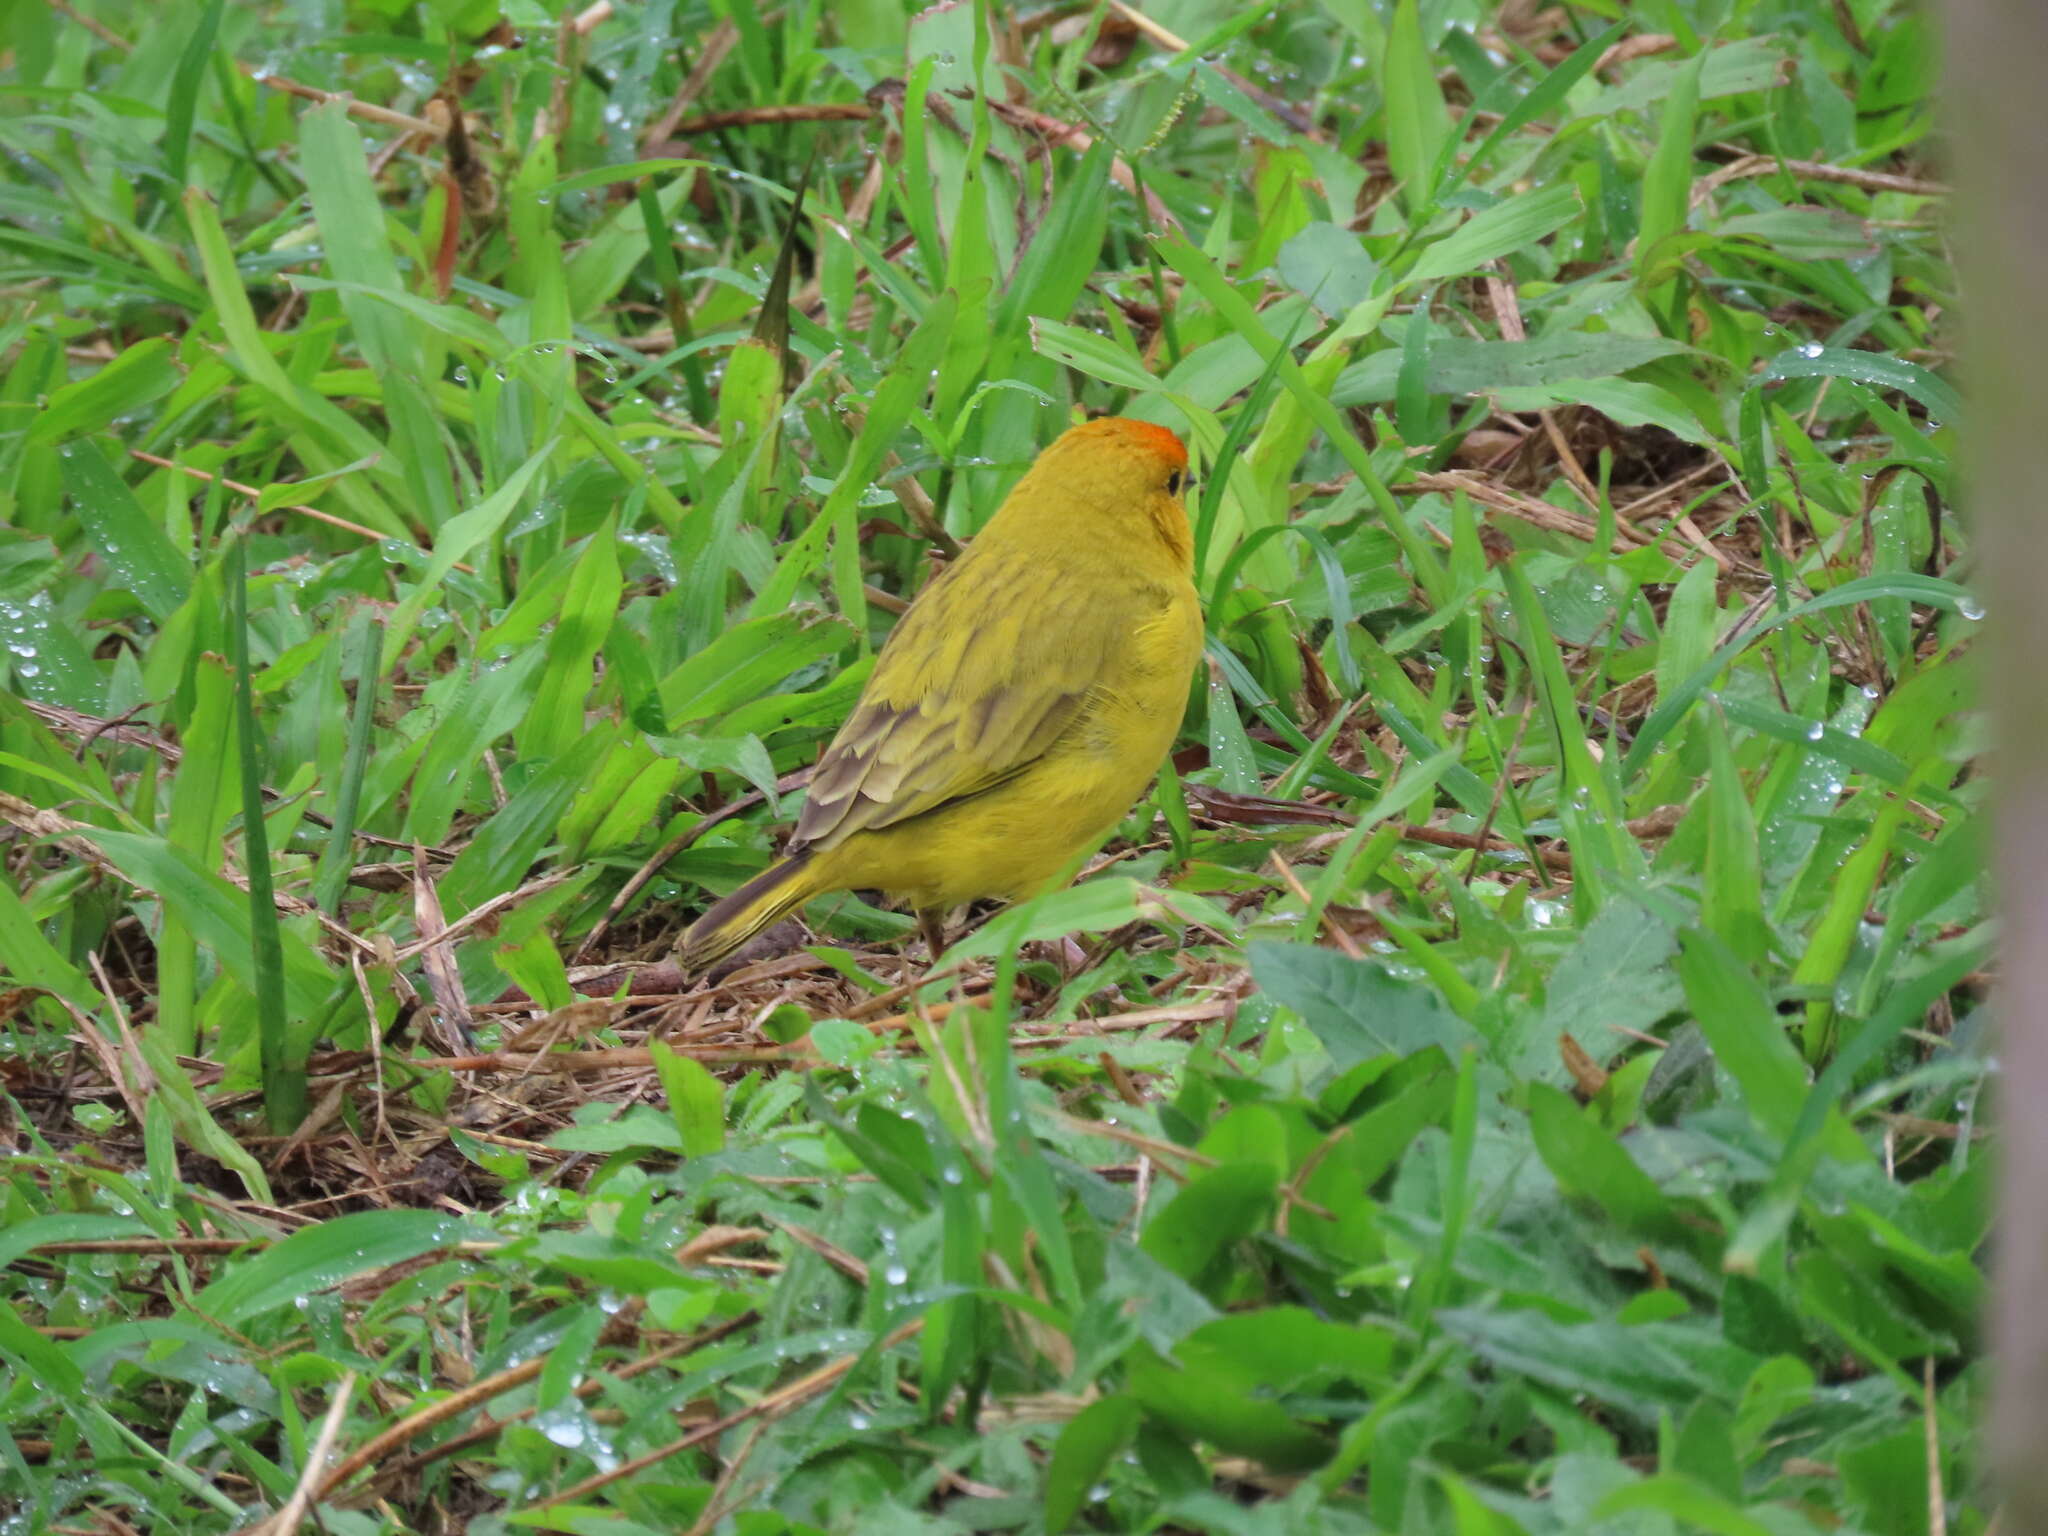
(1023, 416), (1193, 566)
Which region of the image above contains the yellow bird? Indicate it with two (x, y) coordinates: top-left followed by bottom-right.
(676, 416), (1204, 971)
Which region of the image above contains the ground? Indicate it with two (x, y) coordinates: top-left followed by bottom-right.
(0, 1), (1985, 1532)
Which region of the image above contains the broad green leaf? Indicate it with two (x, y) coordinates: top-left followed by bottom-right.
(0, 876), (97, 1010)
(57, 441), (190, 621)
(1332, 331), (1690, 404)
(1702, 711), (1770, 964)
(659, 612), (853, 726)
(137, 1030), (275, 1202)
(651, 1041), (726, 1158)
(1760, 345), (1962, 425)
(1250, 941), (1481, 1065)
(384, 440), (554, 662)
(1439, 1309), (1763, 1422)
(1521, 898), (1681, 1078)
(1675, 931), (1813, 1143)
(1046, 1397), (1141, 1534)
(1402, 186), (1583, 290)
(407, 648), (549, 847)
(162, 0), (225, 191)
(29, 338), (182, 446)
(300, 102), (418, 379)
(1529, 1083), (1684, 1238)
(1382, 0), (1451, 208)
(436, 725), (617, 916)
(517, 522), (621, 762)
(1585, 36), (1790, 120)
(1126, 1341), (1330, 1471)
(193, 1211), (470, 1326)
(1636, 49), (1704, 293)
(1029, 317), (1158, 392)
(1492, 377), (1716, 444)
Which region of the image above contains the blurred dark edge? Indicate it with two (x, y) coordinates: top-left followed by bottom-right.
(1947, 1), (2047, 1521)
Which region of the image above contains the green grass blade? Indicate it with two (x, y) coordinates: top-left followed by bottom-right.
(161, 0), (225, 194)
(1382, 0), (1451, 211)
(311, 608), (383, 916)
(228, 534), (300, 1133)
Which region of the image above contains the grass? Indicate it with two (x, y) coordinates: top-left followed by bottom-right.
(0, 0), (1986, 1531)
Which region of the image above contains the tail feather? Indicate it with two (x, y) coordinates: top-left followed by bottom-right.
(676, 850), (820, 973)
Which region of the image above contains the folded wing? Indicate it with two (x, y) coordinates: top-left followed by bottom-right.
(794, 542), (1131, 851)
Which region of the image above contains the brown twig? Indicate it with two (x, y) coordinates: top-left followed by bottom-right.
(986, 99), (1181, 232)
(390, 869), (576, 964)
(1401, 821), (1574, 873)
(416, 1045), (821, 1072)
(242, 65), (443, 138)
(529, 1319), (925, 1510)
(1397, 469), (1736, 569)
(240, 1374), (355, 1536)
(1694, 153), (1947, 204)
(373, 1316), (756, 1485)
(45, 0), (130, 49)
(19, 1236), (254, 1256)
(1925, 1356), (1948, 1536)
(1267, 847), (1364, 959)
(765, 1218), (870, 1285)
(128, 451), (475, 573)
(643, 20), (741, 145)
(1104, 0), (1323, 140)
(658, 103), (877, 136)
(410, 843), (475, 1052)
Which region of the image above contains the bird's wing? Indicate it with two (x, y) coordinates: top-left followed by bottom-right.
(793, 544), (1141, 850)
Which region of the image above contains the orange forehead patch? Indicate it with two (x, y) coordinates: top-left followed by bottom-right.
(1078, 415), (1188, 469)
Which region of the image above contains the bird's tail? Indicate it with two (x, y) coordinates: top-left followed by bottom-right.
(676, 850), (821, 974)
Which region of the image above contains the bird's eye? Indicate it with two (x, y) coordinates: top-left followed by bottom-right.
(1166, 469), (1185, 496)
